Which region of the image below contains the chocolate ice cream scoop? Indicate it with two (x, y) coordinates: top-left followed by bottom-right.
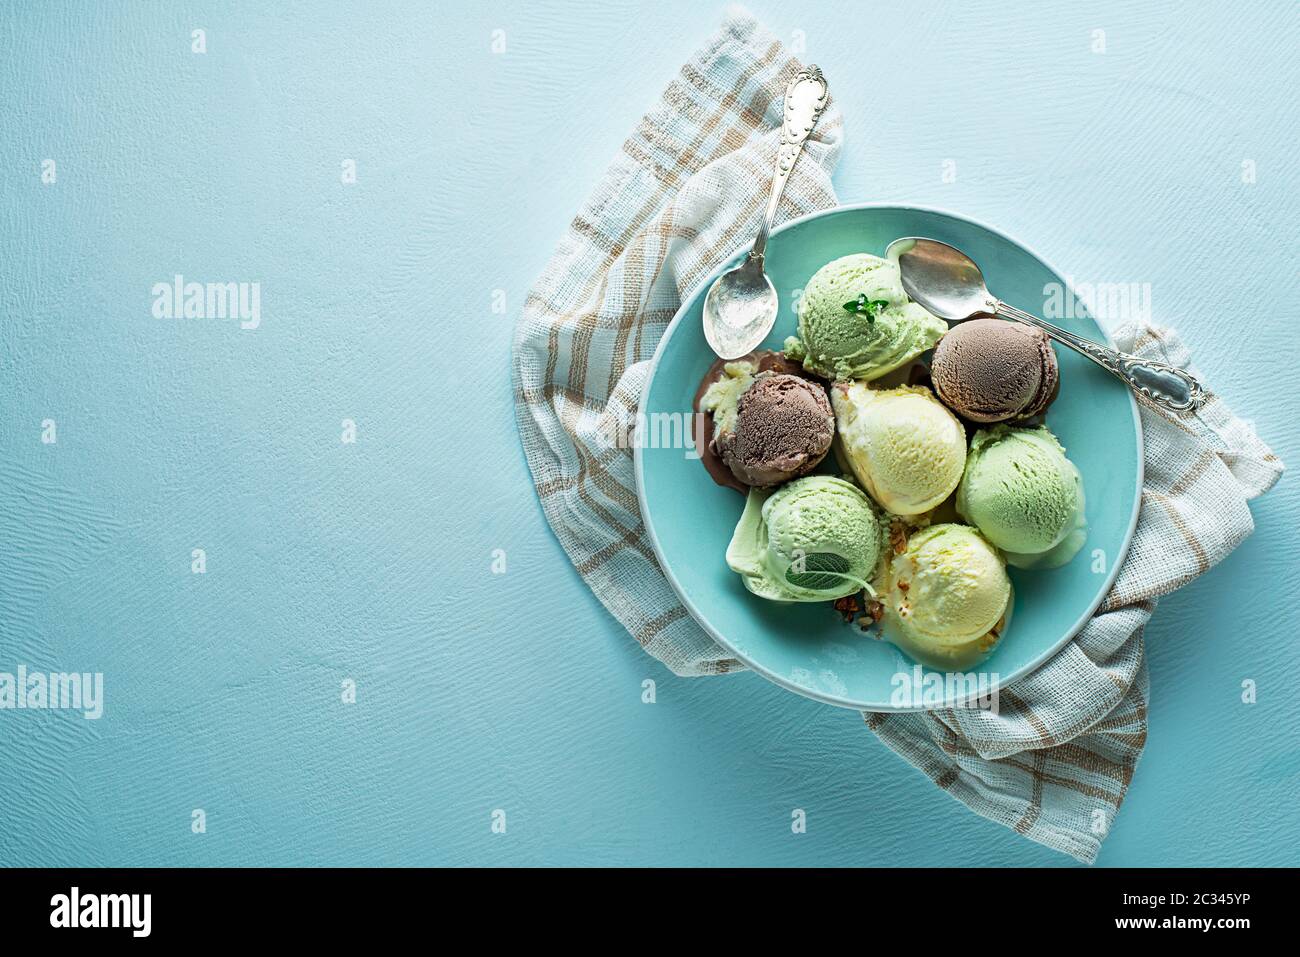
(694, 351), (831, 491)
(930, 319), (1059, 423)
(694, 352), (834, 489)
(717, 373), (834, 487)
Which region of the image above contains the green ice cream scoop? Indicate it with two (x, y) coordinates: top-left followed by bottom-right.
(957, 425), (1087, 569)
(785, 253), (947, 381)
(726, 475), (882, 602)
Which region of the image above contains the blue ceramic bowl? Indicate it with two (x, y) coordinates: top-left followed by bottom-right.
(635, 204), (1142, 710)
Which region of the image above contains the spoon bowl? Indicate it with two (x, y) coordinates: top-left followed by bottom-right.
(886, 236), (996, 321)
(702, 258), (779, 359)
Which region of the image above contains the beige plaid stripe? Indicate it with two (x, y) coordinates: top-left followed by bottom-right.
(512, 11), (1282, 862)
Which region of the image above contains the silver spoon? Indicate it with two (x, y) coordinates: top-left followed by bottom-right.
(887, 237), (1206, 414)
(703, 67), (829, 359)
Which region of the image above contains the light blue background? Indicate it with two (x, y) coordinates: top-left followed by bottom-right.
(1, 1), (1296, 866)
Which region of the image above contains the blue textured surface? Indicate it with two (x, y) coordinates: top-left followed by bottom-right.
(1, 1), (1297, 866)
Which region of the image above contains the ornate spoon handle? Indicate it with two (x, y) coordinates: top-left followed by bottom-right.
(749, 66), (828, 263)
(995, 302), (1206, 413)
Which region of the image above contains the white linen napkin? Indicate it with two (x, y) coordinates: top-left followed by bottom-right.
(511, 8), (1283, 863)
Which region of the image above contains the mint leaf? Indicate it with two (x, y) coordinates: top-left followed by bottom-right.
(841, 294), (890, 324)
(786, 551), (852, 591)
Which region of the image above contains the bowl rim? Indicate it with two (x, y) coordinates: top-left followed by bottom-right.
(633, 201), (1145, 711)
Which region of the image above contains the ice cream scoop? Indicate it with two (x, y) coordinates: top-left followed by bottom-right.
(784, 253), (947, 381)
(930, 318), (1058, 422)
(726, 475), (882, 602)
(957, 425), (1087, 568)
(697, 354), (833, 489)
(831, 382), (966, 515)
(880, 523), (1012, 668)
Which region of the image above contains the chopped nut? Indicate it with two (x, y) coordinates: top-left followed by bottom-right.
(888, 520), (908, 555)
(833, 594), (861, 623)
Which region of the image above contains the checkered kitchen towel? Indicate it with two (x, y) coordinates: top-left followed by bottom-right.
(511, 9), (1283, 863)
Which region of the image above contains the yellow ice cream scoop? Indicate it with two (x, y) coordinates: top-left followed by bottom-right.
(881, 524), (1012, 669)
(831, 382), (966, 516)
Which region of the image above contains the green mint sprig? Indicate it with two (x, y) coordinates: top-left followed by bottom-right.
(842, 294), (889, 323)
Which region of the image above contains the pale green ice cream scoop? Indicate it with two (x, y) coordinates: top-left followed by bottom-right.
(785, 253), (947, 381)
(726, 475), (882, 602)
(957, 425), (1087, 569)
